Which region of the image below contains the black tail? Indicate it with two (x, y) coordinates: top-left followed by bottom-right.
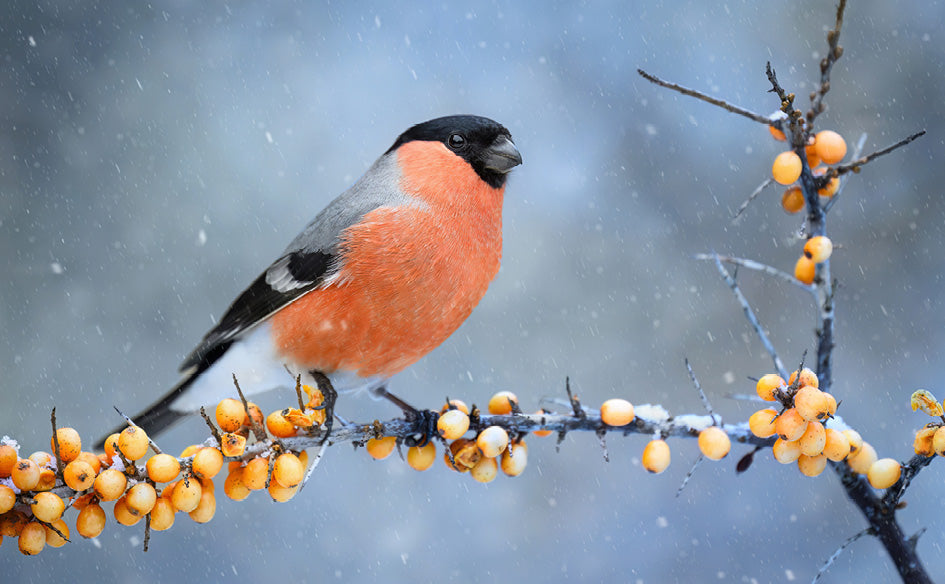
(93, 373), (198, 452)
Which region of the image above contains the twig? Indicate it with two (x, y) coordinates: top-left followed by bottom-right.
(685, 359), (715, 420)
(676, 455), (703, 498)
(823, 132), (867, 213)
(232, 374), (267, 443)
(198, 406), (223, 446)
(732, 178), (774, 221)
(694, 253), (811, 290)
(807, 0), (847, 125)
(636, 69), (772, 125)
(143, 513), (151, 552)
(765, 62), (805, 148)
(882, 454), (935, 509)
(831, 131), (926, 177)
(812, 526), (870, 584)
(49, 408), (65, 478)
(565, 377), (585, 419)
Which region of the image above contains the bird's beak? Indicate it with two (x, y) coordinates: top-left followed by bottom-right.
(482, 134), (523, 173)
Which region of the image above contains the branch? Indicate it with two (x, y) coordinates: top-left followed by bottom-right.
(831, 131), (927, 178)
(636, 69), (773, 125)
(807, 0), (847, 124)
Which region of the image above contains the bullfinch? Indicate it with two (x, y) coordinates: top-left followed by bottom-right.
(99, 115), (521, 446)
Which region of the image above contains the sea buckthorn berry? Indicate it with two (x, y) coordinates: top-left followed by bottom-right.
(93, 468), (127, 502)
(814, 130), (847, 164)
(531, 410), (553, 437)
(488, 391), (519, 415)
(241, 457), (269, 491)
(775, 408), (807, 442)
(755, 374), (784, 402)
(451, 438), (482, 471)
(804, 143), (822, 169)
(781, 186), (805, 214)
(193, 447), (224, 479)
(698, 426), (731, 461)
(366, 437), (397, 460)
(72, 493), (95, 510)
(843, 429), (863, 454)
(868, 458), (902, 490)
(44, 518), (69, 548)
(749, 408), (778, 438)
(470, 457), (499, 483)
(910, 389), (944, 417)
(75, 451), (102, 476)
(30, 492), (65, 523)
(283, 408), (317, 429)
(51, 428), (81, 463)
(0, 510), (28, 536)
(223, 467), (251, 501)
(794, 256), (816, 285)
(768, 124), (786, 141)
(188, 486), (216, 524)
(0, 486), (15, 514)
(932, 427), (945, 457)
(823, 428), (852, 461)
(146, 453), (181, 483)
(789, 368), (819, 389)
(797, 453), (827, 477)
(18, 522), (46, 555)
(600, 399), (635, 426)
(822, 393), (838, 418)
(500, 441), (529, 477)
(63, 460), (96, 491)
(180, 444), (200, 458)
(772, 438), (802, 464)
(772, 151), (802, 185)
(803, 236), (833, 264)
(642, 439), (670, 474)
(170, 477), (203, 512)
(266, 410), (298, 438)
(914, 427), (936, 457)
(215, 398), (245, 432)
(118, 426), (149, 461)
(817, 173), (839, 197)
(29, 451), (52, 468)
(437, 409), (470, 440)
(220, 432), (247, 458)
(794, 386), (830, 422)
(243, 403), (264, 428)
(12, 459), (40, 491)
(847, 442), (877, 475)
(102, 433), (121, 463)
(798, 421), (827, 457)
(477, 426), (510, 459)
(0, 445), (17, 478)
(407, 442), (436, 471)
(35, 469), (57, 492)
(149, 498), (176, 532)
(440, 399), (470, 415)
(268, 480), (299, 503)
(76, 503), (106, 538)
(126, 483), (157, 516)
(273, 453), (304, 488)
(113, 496), (141, 526)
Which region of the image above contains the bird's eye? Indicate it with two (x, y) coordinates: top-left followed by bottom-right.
(447, 133), (466, 150)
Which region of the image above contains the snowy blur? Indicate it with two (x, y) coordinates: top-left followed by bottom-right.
(2, 1), (944, 581)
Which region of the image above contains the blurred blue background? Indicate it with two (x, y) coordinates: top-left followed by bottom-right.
(3, 1), (944, 581)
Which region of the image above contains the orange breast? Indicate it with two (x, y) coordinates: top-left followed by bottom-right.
(270, 141), (504, 378)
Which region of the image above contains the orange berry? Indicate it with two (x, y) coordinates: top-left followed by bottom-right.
(366, 437), (397, 460)
(272, 453), (304, 488)
(818, 175), (839, 197)
(124, 483), (157, 516)
(470, 457), (499, 483)
(768, 125), (786, 141)
(823, 393), (838, 418)
(488, 391), (519, 415)
(781, 186), (805, 214)
(93, 468), (127, 501)
(449, 438), (482, 471)
(149, 498), (176, 532)
(28, 451), (52, 468)
(0, 445), (17, 478)
(268, 480), (299, 503)
(868, 458), (902, 489)
(76, 503), (106, 538)
(600, 399), (635, 426)
(440, 399), (470, 415)
(913, 427), (936, 457)
(406, 442), (436, 471)
(847, 442), (877, 475)
(775, 408), (807, 442)
(843, 429), (863, 454)
(63, 460), (96, 491)
(192, 447), (224, 480)
(772, 151), (802, 185)
(814, 130), (847, 164)
(170, 477), (203, 512)
(794, 255), (816, 285)
(437, 409), (470, 440)
(789, 368), (819, 389)
(500, 441), (528, 477)
(803, 236), (833, 263)
(823, 428), (851, 461)
(749, 408), (778, 439)
(44, 518), (69, 548)
(35, 469), (57, 492)
(215, 398), (245, 432)
(476, 426), (509, 459)
(933, 427), (945, 457)
(188, 484), (216, 524)
(11, 459), (40, 491)
(0, 486), (15, 514)
(804, 143), (822, 169)
(223, 467), (251, 501)
(118, 426), (149, 461)
(772, 438), (802, 464)
(797, 453), (827, 477)
(0, 510), (28, 536)
(75, 451), (102, 475)
(755, 374), (785, 402)
(642, 439), (670, 474)
(266, 410), (298, 438)
(30, 492), (65, 523)
(51, 428), (82, 463)
(794, 386), (829, 422)
(531, 410), (553, 437)
(146, 453), (181, 483)
(179, 444), (200, 458)
(102, 433), (121, 462)
(698, 426), (731, 461)
(798, 421), (827, 457)
(112, 496), (141, 526)
(220, 432), (247, 458)
(18, 522), (46, 555)
(241, 457), (269, 491)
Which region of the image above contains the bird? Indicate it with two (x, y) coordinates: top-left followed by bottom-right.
(97, 115), (521, 448)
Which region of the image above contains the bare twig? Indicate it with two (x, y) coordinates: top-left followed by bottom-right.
(694, 253), (811, 290)
(199, 406), (223, 446)
(807, 0), (847, 125)
(812, 526), (870, 584)
(676, 455), (703, 498)
(882, 453), (935, 509)
(732, 178), (774, 221)
(232, 374), (267, 443)
(637, 69), (772, 125)
(50, 408), (65, 478)
(831, 131), (927, 178)
(685, 359), (715, 420)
